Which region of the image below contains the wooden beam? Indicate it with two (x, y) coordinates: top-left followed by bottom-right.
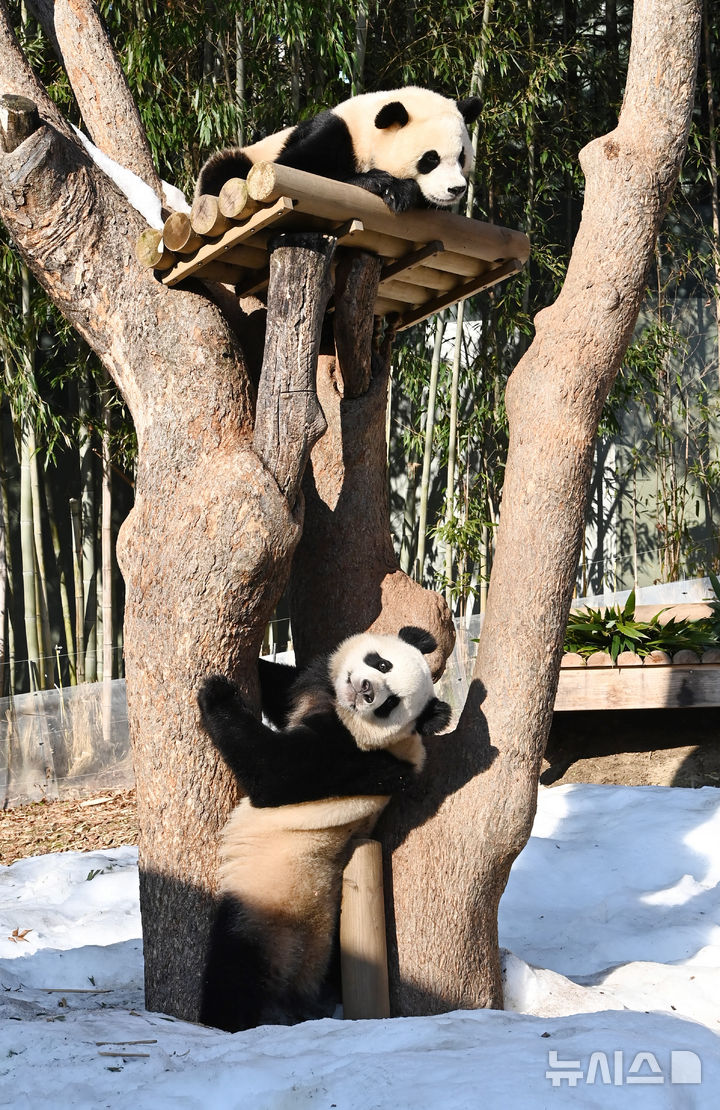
(380, 240), (444, 281)
(160, 197), (294, 286)
(555, 662), (720, 712)
(246, 161), (530, 265)
(395, 258), (525, 330)
(340, 838), (390, 1020)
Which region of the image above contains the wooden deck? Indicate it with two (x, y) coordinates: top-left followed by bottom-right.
(137, 162), (530, 330)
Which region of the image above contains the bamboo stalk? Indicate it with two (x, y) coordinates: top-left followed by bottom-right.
(443, 0), (493, 612)
(0, 461), (6, 699)
(78, 376), (96, 683)
(69, 498), (85, 685)
(0, 420), (15, 694)
(416, 314), (444, 582)
(19, 414), (39, 691)
(43, 475), (76, 683)
(339, 839), (390, 1020)
(702, 0), (720, 386)
(101, 379), (113, 740)
(28, 421), (55, 688)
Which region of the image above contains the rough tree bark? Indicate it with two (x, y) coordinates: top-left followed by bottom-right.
(289, 250), (455, 677)
(0, 0), (452, 1020)
(376, 0), (702, 1014)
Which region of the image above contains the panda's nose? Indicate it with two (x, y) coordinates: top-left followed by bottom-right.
(448, 184), (466, 198)
(349, 676), (375, 704)
(360, 679), (374, 703)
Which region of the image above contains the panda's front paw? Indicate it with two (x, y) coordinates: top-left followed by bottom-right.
(380, 178), (422, 213)
(198, 674), (243, 716)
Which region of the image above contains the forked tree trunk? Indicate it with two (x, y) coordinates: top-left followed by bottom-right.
(289, 250), (455, 677)
(0, 0), (702, 1025)
(378, 0), (702, 1014)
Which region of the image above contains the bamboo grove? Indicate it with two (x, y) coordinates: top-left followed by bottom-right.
(1, 0), (719, 696)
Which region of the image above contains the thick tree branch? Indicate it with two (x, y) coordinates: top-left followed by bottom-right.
(383, 0), (702, 1016)
(0, 0), (72, 138)
(0, 116), (253, 447)
(287, 251), (455, 676)
(25, 0), (161, 192)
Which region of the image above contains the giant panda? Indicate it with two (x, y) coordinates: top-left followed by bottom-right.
(195, 86), (482, 214)
(196, 625), (451, 1032)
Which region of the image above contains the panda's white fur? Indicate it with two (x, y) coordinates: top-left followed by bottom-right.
(328, 630), (434, 763)
(195, 86), (482, 213)
(197, 626), (451, 1031)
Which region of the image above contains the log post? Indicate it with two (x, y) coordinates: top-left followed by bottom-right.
(0, 93), (39, 152)
(340, 838), (391, 1020)
(253, 231), (336, 508)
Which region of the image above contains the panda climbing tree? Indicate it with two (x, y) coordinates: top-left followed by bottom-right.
(0, 0), (702, 1026)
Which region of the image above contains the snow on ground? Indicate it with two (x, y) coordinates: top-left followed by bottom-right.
(1, 784), (719, 1107)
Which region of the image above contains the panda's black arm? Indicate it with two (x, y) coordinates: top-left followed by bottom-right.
(197, 676), (272, 788)
(275, 112), (422, 213)
(198, 675), (416, 807)
(257, 658), (298, 729)
(341, 170), (423, 213)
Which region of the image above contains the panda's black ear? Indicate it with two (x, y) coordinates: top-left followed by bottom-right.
(398, 626), (437, 654)
(375, 101), (410, 130)
(457, 96), (482, 126)
(416, 697), (452, 736)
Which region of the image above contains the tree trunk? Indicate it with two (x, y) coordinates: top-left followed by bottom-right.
(1, 0), (701, 1028)
(288, 251), (455, 676)
(380, 0), (702, 1015)
(0, 33), (337, 1015)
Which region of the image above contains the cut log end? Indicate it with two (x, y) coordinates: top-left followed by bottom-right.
(246, 161), (279, 203)
(218, 177), (260, 220)
(191, 193), (230, 238)
(135, 228), (175, 272)
(162, 211), (204, 255)
(0, 94), (40, 153)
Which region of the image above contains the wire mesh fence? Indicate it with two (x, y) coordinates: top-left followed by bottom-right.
(1, 679), (132, 808)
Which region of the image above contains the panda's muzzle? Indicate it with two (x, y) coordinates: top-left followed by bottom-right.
(343, 674), (376, 708)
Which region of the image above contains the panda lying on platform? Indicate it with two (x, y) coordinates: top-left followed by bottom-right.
(197, 626), (451, 1032)
(195, 86), (482, 214)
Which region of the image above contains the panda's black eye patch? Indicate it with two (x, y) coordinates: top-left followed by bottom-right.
(364, 652), (393, 673)
(417, 150), (441, 175)
(459, 150), (466, 169)
(373, 693), (401, 718)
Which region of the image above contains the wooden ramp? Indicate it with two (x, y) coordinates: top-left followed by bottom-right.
(136, 162), (530, 331)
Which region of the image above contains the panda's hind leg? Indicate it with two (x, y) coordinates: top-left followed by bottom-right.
(195, 148), (253, 198)
(200, 896), (270, 1032)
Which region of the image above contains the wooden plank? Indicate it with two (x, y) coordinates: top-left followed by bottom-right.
(555, 663), (720, 712)
(380, 240), (444, 281)
(246, 161), (531, 264)
(396, 258), (524, 331)
(160, 197), (295, 286)
(377, 276), (435, 306)
(233, 219), (365, 298)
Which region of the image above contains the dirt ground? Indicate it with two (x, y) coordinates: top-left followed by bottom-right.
(543, 705), (720, 788)
(1, 708), (718, 866)
(1, 789), (138, 866)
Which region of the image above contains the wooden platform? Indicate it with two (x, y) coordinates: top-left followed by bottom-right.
(136, 162), (530, 331)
